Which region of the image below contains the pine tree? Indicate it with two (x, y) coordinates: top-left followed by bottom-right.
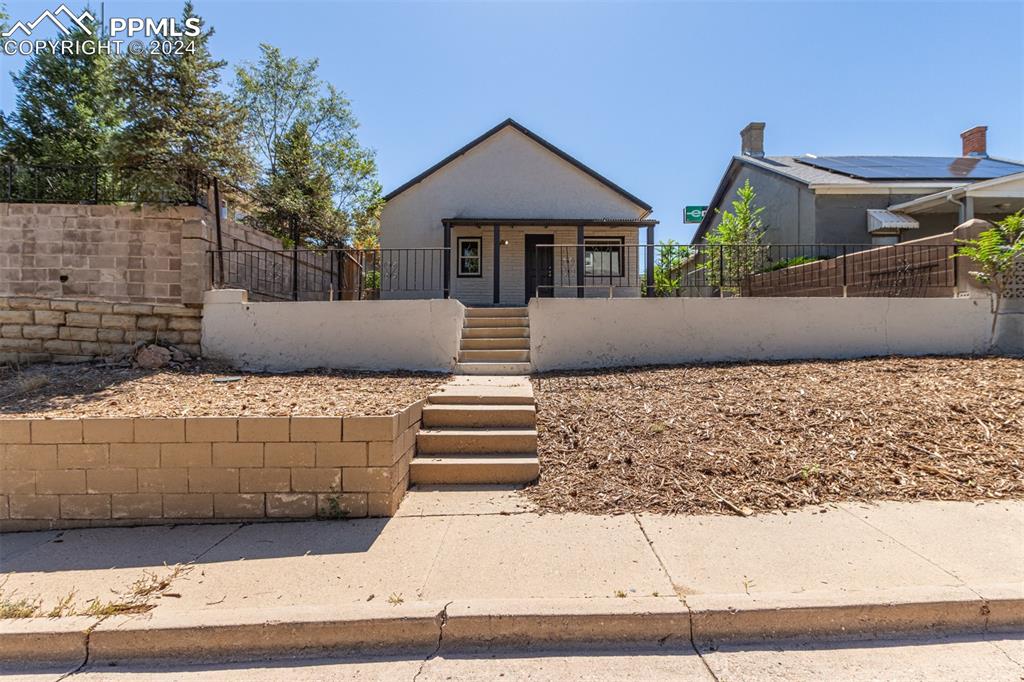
(112, 1), (251, 202)
(256, 121), (338, 246)
(1, 11), (122, 198)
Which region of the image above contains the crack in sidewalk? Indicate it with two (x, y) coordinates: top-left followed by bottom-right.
(412, 601), (453, 682)
(631, 514), (719, 681)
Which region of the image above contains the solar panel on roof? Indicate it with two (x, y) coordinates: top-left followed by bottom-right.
(793, 156), (1024, 180)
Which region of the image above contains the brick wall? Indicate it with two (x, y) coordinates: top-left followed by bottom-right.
(0, 296), (200, 365)
(0, 401), (423, 531)
(0, 203), (286, 307)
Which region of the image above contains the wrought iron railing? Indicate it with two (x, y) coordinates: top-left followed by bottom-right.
(532, 243), (960, 298)
(209, 248), (449, 301)
(2, 163), (214, 206)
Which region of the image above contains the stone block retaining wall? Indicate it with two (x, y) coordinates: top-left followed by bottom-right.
(0, 296), (201, 365)
(0, 401), (423, 531)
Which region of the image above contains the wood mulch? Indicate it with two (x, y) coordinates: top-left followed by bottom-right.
(0, 362), (447, 418)
(526, 357), (1024, 515)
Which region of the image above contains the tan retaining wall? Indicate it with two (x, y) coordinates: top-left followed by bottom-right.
(0, 203), (286, 307)
(0, 296), (200, 365)
(0, 402), (423, 531)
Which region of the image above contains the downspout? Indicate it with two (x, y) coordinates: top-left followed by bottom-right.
(945, 193), (965, 224)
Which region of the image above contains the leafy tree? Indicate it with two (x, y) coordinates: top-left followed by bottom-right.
(1, 10), (122, 193)
(954, 210), (1024, 342)
(112, 1), (251, 202)
(651, 240), (694, 296)
(234, 44), (381, 243)
(255, 121), (338, 245)
(701, 179), (767, 294)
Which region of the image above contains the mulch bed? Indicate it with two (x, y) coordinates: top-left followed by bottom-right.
(0, 362), (447, 418)
(526, 357), (1024, 515)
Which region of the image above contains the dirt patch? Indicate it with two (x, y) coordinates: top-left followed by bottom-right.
(0, 362), (447, 418)
(526, 357), (1024, 515)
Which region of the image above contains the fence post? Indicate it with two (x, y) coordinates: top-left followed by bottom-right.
(290, 217), (299, 301)
(842, 244), (848, 297)
(718, 245), (724, 298)
(576, 225), (585, 298)
(442, 223), (451, 299)
(213, 177), (224, 287)
(645, 226), (655, 297)
(93, 168), (99, 204)
(6, 163), (12, 201)
(952, 244), (959, 296)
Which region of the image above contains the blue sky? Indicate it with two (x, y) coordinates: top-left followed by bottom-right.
(3, 1), (1022, 242)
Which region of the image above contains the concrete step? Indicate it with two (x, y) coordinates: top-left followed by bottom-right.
(422, 404), (536, 428)
(417, 428), (538, 454)
(428, 387), (535, 406)
(455, 362), (532, 376)
(458, 349), (531, 363)
(461, 337), (531, 350)
(465, 307), (528, 318)
(463, 327), (530, 339)
(410, 454), (539, 484)
(464, 316), (529, 328)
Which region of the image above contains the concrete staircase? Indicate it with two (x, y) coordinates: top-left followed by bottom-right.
(455, 307), (531, 376)
(410, 376), (539, 485)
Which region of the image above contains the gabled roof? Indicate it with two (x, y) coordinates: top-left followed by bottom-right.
(692, 152), (1024, 243)
(383, 118), (652, 212)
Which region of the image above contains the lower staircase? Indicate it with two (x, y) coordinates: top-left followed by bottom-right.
(456, 307), (531, 375)
(410, 375), (539, 485)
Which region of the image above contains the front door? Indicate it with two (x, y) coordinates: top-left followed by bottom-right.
(525, 234), (555, 302)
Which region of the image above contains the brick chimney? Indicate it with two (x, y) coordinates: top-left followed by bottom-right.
(740, 122), (765, 158)
(961, 125), (987, 157)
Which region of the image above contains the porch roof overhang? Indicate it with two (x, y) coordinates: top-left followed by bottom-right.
(441, 217), (658, 228)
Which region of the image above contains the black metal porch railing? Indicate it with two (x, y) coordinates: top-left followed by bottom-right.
(3, 163), (214, 206)
(532, 243), (960, 298)
(209, 248), (449, 301)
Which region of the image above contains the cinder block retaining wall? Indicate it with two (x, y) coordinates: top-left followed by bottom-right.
(0, 402), (423, 531)
(0, 296), (200, 365)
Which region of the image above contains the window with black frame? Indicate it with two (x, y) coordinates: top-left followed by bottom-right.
(457, 237), (482, 277)
(584, 237), (624, 277)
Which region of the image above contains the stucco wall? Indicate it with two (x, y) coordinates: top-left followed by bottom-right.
(701, 164), (813, 245)
(201, 290), (463, 372)
(529, 298), (1021, 371)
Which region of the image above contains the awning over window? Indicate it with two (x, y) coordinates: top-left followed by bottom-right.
(867, 209), (919, 233)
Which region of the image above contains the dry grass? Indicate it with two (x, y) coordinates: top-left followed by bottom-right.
(0, 362), (446, 418)
(526, 357), (1024, 515)
(0, 565), (191, 619)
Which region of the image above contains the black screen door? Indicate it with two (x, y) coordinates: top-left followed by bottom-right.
(525, 234), (555, 302)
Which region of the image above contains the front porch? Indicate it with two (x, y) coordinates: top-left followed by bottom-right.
(441, 218), (658, 306)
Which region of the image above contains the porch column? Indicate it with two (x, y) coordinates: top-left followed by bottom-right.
(576, 224), (585, 298)
(442, 221), (451, 299)
(493, 224), (501, 305)
(645, 225), (655, 297)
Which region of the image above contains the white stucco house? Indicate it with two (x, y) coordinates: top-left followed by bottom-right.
(379, 118), (657, 305)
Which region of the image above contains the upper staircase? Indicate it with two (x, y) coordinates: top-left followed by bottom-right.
(455, 307), (531, 375)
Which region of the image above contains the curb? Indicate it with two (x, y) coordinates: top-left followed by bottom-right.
(2, 591), (1021, 665)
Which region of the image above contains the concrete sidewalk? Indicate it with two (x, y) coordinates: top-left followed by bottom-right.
(1, 489), (1022, 664)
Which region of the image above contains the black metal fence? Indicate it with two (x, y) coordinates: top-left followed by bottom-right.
(3, 163), (213, 206)
(533, 243), (959, 298)
(209, 248), (449, 301)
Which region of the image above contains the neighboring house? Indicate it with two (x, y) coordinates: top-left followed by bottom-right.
(380, 118), (656, 305)
(694, 123), (1024, 246)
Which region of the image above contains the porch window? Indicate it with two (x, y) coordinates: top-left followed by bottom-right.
(584, 237), (624, 277)
(457, 237), (482, 277)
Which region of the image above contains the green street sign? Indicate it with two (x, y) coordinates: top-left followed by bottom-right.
(684, 205), (708, 224)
